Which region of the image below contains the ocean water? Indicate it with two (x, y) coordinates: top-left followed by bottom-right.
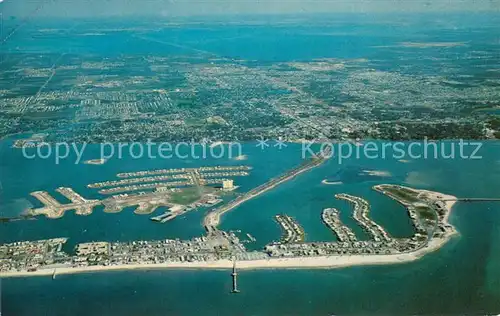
(1, 140), (500, 315)
(0, 141), (306, 245)
(1, 14), (500, 315)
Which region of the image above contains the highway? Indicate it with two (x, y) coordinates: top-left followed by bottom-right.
(203, 144), (332, 232)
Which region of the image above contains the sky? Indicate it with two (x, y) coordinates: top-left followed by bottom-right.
(0, 0), (499, 18)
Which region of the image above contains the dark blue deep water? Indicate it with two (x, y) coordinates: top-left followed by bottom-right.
(1, 140), (500, 315)
(1, 14), (500, 315)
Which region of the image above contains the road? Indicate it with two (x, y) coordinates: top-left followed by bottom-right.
(203, 145), (332, 232)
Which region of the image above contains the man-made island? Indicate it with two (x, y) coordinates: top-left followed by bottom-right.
(26, 165), (251, 219)
(0, 145), (460, 277)
(0, 183), (458, 277)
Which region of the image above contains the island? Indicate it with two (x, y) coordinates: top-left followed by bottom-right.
(0, 145), (461, 277)
(1, 150), (459, 277)
(83, 159), (107, 165)
(25, 165), (250, 219)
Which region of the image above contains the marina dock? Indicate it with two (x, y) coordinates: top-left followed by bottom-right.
(322, 208), (357, 242)
(274, 214), (305, 244)
(336, 194), (392, 243)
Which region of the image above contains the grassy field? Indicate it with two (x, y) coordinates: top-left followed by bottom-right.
(170, 187), (202, 205)
(383, 187), (420, 203)
(415, 206), (437, 221)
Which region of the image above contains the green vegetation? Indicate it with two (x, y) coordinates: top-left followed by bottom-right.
(383, 187), (420, 203)
(488, 116), (500, 129)
(170, 188), (202, 205)
(487, 116), (500, 139)
(415, 206), (437, 221)
(2, 43), (497, 143)
(184, 118), (206, 127)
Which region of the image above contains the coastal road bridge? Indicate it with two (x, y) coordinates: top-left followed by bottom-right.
(441, 198), (500, 202)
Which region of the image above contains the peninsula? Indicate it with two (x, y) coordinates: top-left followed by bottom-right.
(204, 144), (332, 232)
(0, 142), (460, 277)
(1, 183), (458, 277)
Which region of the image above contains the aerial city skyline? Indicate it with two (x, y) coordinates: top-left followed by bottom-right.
(1, 2), (500, 315)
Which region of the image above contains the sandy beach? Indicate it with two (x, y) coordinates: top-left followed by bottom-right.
(363, 170), (392, 177)
(1, 187), (459, 278)
(321, 179), (343, 185)
(419, 189), (458, 230)
(0, 235), (452, 278)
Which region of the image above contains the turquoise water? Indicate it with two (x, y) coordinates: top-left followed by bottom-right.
(1, 140), (500, 315)
(0, 141), (305, 246)
(1, 13), (500, 315)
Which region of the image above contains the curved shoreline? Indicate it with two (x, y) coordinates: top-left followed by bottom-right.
(0, 235), (454, 278)
(1, 186), (459, 278)
(204, 150), (331, 228)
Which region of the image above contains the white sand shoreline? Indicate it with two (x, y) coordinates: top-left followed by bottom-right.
(321, 179), (343, 185)
(0, 236), (451, 278)
(1, 188), (459, 278)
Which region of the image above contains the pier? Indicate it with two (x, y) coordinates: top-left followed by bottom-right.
(150, 206), (188, 223)
(98, 181), (192, 195)
(89, 171), (249, 190)
(0, 215), (36, 223)
(231, 260), (240, 293)
(117, 166), (251, 178)
(443, 198), (500, 202)
(97, 178), (242, 195)
(150, 211), (174, 222)
(3, 183), (469, 278)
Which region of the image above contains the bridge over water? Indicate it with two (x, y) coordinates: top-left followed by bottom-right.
(442, 198), (500, 202)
